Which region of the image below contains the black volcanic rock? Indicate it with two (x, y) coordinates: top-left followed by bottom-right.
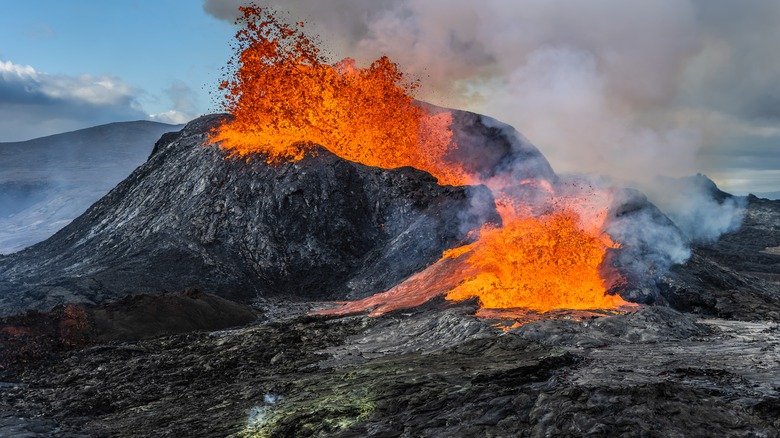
(0, 288), (258, 369)
(446, 106), (557, 183)
(2, 307), (779, 437)
(699, 195), (780, 278)
(0, 113), (518, 315)
(3, 112), (780, 436)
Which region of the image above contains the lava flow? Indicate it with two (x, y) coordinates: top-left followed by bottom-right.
(316, 193), (629, 318)
(213, 6), (629, 317)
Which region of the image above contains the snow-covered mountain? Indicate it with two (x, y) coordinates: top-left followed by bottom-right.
(0, 121), (183, 254)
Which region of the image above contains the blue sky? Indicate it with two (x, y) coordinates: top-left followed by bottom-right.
(1, 1), (233, 139)
(2, 0), (779, 195)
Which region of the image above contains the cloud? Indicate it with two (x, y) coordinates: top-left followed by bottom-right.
(150, 81), (200, 124)
(0, 60), (147, 141)
(203, 0), (780, 193)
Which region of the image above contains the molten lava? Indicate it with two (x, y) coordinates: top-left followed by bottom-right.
(443, 200), (627, 312)
(210, 6), (467, 186)
(214, 5), (629, 317)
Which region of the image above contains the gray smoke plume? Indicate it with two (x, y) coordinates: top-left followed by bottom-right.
(202, 0), (771, 183)
(203, 0), (780, 191)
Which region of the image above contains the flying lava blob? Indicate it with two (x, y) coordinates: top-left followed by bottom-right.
(212, 5), (629, 315)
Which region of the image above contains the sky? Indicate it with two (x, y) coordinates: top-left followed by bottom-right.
(2, 0), (779, 196)
(0, 1), (233, 138)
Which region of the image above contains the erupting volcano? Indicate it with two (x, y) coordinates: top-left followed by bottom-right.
(211, 6), (627, 316)
(6, 4), (780, 437)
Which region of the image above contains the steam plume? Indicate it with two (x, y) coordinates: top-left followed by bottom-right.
(203, 1), (779, 189)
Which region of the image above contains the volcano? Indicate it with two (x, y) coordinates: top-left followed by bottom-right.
(0, 109), (779, 437)
(3, 7), (780, 436)
(0, 109), (564, 316)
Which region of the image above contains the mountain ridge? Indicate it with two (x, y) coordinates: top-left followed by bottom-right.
(0, 120), (181, 148)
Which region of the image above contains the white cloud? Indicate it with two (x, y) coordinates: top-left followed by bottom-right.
(41, 75), (137, 106)
(149, 110), (192, 125)
(149, 81), (200, 125)
(0, 60), (37, 79)
(0, 59), (151, 141)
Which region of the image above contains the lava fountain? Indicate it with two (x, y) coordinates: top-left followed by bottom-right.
(211, 5), (630, 317)
(210, 5), (467, 186)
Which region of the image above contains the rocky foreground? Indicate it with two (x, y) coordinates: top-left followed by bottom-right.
(1, 297), (779, 437)
(4, 192), (780, 436)
(1, 195), (779, 437)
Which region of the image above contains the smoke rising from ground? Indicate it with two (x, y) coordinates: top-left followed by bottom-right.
(637, 175), (746, 244)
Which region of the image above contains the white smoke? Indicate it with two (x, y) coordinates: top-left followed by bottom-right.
(203, 0), (707, 183)
(637, 174), (746, 244)
(203, 0), (780, 192)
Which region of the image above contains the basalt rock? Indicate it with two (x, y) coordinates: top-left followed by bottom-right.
(0, 288), (258, 370)
(603, 188), (780, 319)
(2, 112), (780, 436)
(2, 306), (779, 437)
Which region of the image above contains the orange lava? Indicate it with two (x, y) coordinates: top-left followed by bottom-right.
(316, 199), (629, 317)
(443, 202), (628, 312)
(210, 6), (467, 186)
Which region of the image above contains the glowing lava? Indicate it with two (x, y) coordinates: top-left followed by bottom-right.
(443, 200), (628, 312)
(210, 5), (467, 186)
(316, 196), (629, 318)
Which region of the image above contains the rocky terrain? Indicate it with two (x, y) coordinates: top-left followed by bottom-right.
(0, 112), (779, 436)
(0, 299), (778, 437)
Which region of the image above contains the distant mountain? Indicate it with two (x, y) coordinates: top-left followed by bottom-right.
(751, 191), (780, 200)
(0, 121), (183, 254)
